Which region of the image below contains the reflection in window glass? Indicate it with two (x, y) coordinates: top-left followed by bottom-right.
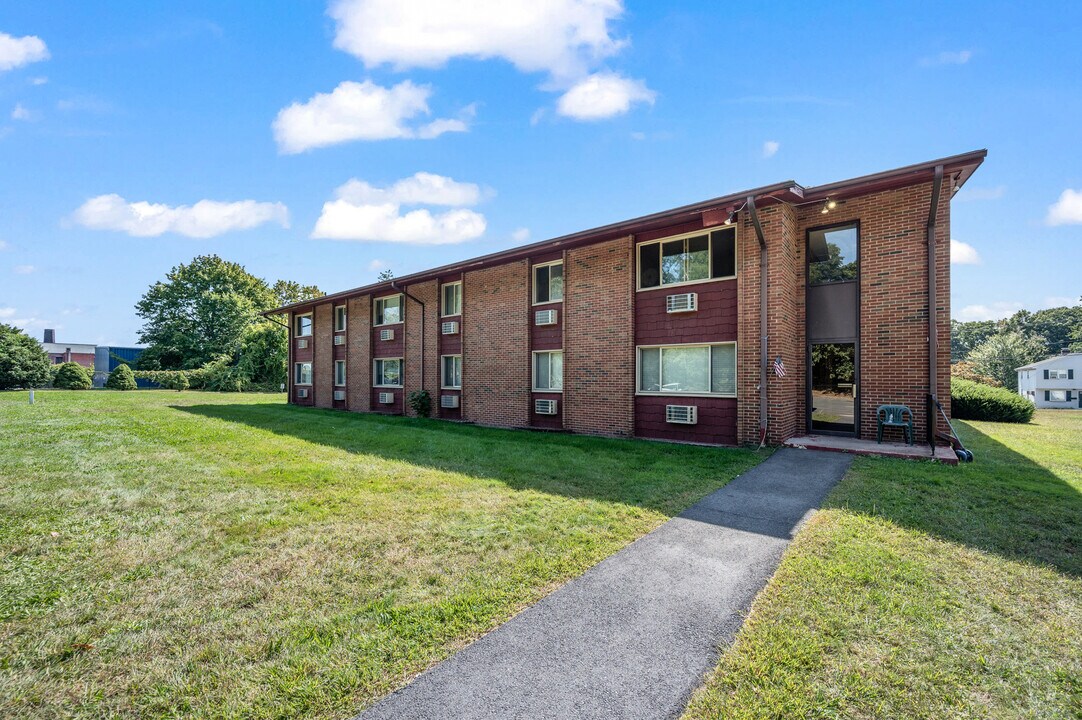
(637, 344), (736, 395)
(808, 224), (858, 285)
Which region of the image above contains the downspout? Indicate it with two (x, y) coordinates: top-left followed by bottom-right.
(392, 281), (426, 395)
(747, 195), (769, 447)
(926, 165), (944, 449)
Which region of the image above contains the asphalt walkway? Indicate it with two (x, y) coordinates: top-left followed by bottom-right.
(356, 448), (852, 720)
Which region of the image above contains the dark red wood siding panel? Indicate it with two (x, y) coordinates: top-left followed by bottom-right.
(371, 324), (404, 357)
(634, 396), (737, 445)
(530, 391), (563, 429)
(371, 387), (404, 414)
(635, 278), (737, 346)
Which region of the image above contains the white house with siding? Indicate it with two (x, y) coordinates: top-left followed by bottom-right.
(1016, 352), (1081, 408)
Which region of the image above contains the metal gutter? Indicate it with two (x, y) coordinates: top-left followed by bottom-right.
(747, 195), (769, 446)
(926, 165), (944, 449)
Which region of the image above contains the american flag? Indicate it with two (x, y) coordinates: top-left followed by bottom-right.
(773, 356), (787, 377)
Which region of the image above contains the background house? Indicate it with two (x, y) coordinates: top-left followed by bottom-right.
(1017, 352), (1081, 408)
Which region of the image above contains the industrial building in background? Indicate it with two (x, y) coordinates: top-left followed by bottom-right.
(39, 329), (145, 388)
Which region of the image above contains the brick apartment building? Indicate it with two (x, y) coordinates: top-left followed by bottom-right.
(268, 150), (986, 447)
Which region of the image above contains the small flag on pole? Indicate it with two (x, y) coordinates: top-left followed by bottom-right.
(773, 356), (786, 377)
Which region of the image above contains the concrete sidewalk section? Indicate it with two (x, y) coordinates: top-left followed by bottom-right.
(356, 448), (852, 720)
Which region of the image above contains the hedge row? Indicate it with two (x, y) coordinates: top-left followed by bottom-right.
(132, 369), (207, 390)
(951, 378), (1034, 423)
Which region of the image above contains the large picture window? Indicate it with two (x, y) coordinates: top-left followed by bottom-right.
(374, 295), (402, 326)
(638, 227), (736, 290)
(533, 262), (564, 304)
(294, 362), (312, 385)
(637, 343), (736, 396)
(334, 360), (346, 387)
(441, 355), (462, 389)
(442, 282), (462, 316)
(374, 358), (402, 387)
(533, 350), (563, 391)
(808, 223), (858, 285)
(294, 313), (312, 337)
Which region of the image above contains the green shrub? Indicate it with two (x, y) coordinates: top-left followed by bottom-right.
(407, 390), (432, 418)
(53, 362), (93, 390)
(174, 373), (190, 392)
(0, 323), (51, 390)
(951, 378), (1034, 423)
(105, 364), (138, 390)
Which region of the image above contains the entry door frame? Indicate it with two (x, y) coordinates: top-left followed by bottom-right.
(804, 219), (861, 437)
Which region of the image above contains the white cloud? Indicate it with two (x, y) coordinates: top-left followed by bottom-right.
(511, 227), (531, 242)
(0, 306), (15, 318)
(1046, 189), (1082, 226)
(312, 173), (487, 244)
(954, 185), (1005, 202)
(920, 50), (972, 67)
(273, 80), (469, 153)
(950, 239), (981, 265)
(334, 172), (484, 207)
(556, 72), (654, 120)
(367, 258), (388, 272)
(957, 301), (1023, 322)
(11, 103), (31, 120)
(30, 76), (47, 85)
(72, 194), (290, 238)
(0, 33), (49, 72)
(13, 264), (35, 274)
(329, 0), (625, 80)
(762, 140), (780, 158)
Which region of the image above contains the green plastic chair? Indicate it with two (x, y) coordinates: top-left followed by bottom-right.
(876, 404), (914, 445)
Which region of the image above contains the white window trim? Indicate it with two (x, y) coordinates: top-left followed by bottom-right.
(334, 305), (347, 332)
(1050, 369), (1069, 379)
(635, 341), (738, 398)
(373, 357), (404, 388)
(334, 360), (346, 387)
(635, 226), (738, 292)
(441, 354), (462, 390)
(441, 281), (463, 318)
(294, 361), (313, 386)
(532, 260), (565, 306)
(1049, 389), (1068, 402)
(294, 312), (313, 338)
(532, 349), (564, 393)
(373, 294), (404, 327)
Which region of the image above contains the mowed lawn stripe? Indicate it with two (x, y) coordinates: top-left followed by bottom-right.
(0, 390), (763, 719)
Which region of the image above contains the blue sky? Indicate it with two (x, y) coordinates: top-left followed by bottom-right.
(1, 1), (1079, 345)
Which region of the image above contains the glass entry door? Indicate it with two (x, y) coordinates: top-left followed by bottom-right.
(811, 343), (855, 433)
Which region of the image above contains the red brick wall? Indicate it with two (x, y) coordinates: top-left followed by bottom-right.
(404, 280), (440, 417)
(346, 296), (371, 412)
(564, 236), (634, 437)
(462, 260), (530, 428)
(313, 303), (333, 409)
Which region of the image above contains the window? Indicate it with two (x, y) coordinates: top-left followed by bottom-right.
(1051, 368), (1069, 379)
(533, 350), (564, 391)
(808, 223), (858, 285)
(294, 313), (312, 337)
(638, 343), (736, 396)
(638, 227), (736, 290)
(533, 262), (564, 304)
(334, 360), (346, 386)
(442, 282), (462, 316)
(1049, 390), (1068, 402)
(294, 362), (312, 385)
(374, 358), (402, 387)
(441, 355), (462, 389)
(374, 295), (402, 325)
(334, 306), (347, 332)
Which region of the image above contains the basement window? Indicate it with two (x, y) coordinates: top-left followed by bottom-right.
(637, 343), (736, 396)
(638, 227), (736, 290)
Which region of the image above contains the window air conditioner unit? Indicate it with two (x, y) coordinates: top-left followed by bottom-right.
(334, 335), (345, 345)
(535, 309), (557, 326)
(441, 394), (460, 409)
(297, 338), (309, 349)
(666, 405), (697, 424)
(380, 328), (394, 341)
(296, 388), (309, 399)
(666, 293), (698, 313)
(535, 398), (558, 415)
(378, 392), (395, 404)
(442, 321), (459, 335)
(333, 390), (346, 401)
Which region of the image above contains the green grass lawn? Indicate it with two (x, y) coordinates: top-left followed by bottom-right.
(0, 390), (762, 719)
(684, 410), (1082, 720)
